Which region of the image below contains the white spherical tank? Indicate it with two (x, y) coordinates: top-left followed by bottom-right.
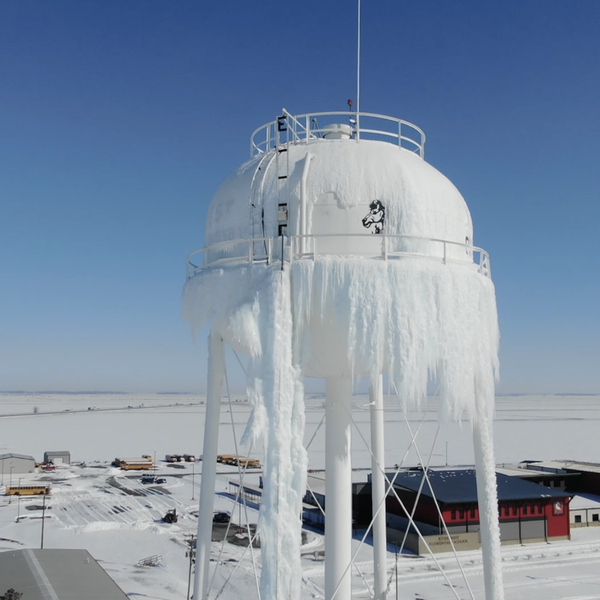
(200, 112), (481, 378)
(205, 129), (473, 260)
(186, 111), (502, 600)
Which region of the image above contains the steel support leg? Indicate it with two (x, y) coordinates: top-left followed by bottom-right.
(370, 375), (387, 600)
(325, 378), (353, 600)
(194, 332), (225, 600)
(473, 398), (505, 600)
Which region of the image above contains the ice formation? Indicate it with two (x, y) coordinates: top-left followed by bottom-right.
(182, 254), (501, 599)
(184, 116), (503, 600)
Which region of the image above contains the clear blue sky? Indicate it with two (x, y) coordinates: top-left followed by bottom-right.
(1, 1), (598, 394)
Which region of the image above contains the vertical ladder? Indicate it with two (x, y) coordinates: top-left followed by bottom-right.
(275, 115), (290, 265)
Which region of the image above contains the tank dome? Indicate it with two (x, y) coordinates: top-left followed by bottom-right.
(203, 112), (474, 267)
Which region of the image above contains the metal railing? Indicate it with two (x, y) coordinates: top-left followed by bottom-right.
(186, 234), (490, 280)
(187, 237), (274, 276)
(250, 110), (426, 159)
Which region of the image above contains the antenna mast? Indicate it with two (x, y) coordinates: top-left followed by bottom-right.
(356, 0), (361, 141)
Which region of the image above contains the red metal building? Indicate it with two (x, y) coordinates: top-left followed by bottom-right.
(384, 468), (570, 544)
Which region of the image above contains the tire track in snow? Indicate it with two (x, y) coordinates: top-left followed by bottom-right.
(302, 542), (600, 592)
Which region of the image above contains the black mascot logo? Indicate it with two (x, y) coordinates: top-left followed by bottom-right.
(362, 200), (385, 234)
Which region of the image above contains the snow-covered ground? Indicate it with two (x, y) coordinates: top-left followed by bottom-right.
(1, 392), (600, 599)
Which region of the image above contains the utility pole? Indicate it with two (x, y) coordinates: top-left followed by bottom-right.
(16, 478), (22, 523)
(191, 462), (195, 501)
(395, 542), (399, 600)
(9, 467), (14, 504)
(40, 491), (47, 549)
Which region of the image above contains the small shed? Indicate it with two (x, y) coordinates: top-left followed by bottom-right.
(44, 450), (71, 464)
(0, 453), (36, 475)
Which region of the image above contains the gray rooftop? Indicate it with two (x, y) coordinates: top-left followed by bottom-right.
(570, 493), (600, 510)
(527, 460), (600, 475)
(0, 549), (129, 600)
(306, 471), (370, 496)
(0, 453), (35, 461)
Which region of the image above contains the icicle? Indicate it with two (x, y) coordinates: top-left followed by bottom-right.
(183, 251), (501, 600)
(243, 267), (307, 600)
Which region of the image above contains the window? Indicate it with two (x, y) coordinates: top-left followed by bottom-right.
(459, 509), (465, 520)
(470, 508), (476, 519)
(511, 505), (517, 516)
(593, 514), (599, 522)
(451, 510), (457, 520)
(574, 515), (582, 523)
(523, 505), (529, 516)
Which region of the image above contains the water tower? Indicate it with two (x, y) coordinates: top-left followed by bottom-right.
(184, 110), (503, 600)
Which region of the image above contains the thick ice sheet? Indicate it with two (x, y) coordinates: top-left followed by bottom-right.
(182, 254), (500, 599)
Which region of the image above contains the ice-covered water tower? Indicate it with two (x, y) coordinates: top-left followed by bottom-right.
(184, 110), (502, 600)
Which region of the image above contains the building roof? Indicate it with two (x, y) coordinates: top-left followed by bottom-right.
(0, 549), (129, 600)
(500, 464), (580, 484)
(527, 460), (600, 475)
(386, 468), (571, 505)
(495, 465), (558, 478)
(569, 494), (600, 510)
(307, 471), (370, 496)
(0, 453), (35, 461)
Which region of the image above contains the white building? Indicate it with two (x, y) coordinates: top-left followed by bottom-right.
(44, 450), (71, 464)
(570, 494), (600, 527)
(0, 453), (35, 479)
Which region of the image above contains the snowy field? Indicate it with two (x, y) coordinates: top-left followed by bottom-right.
(1, 392), (600, 599)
